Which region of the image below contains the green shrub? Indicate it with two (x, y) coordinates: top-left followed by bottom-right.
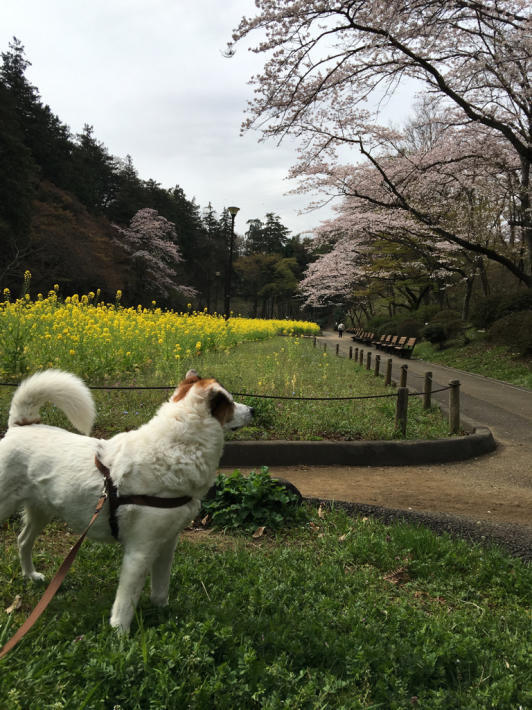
(416, 303), (442, 323)
(487, 311), (532, 356)
(201, 467), (308, 532)
(368, 315), (423, 338)
(500, 291), (532, 315)
(471, 295), (503, 328)
(471, 292), (532, 328)
(421, 323), (447, 347)
(395, 318), (422, 338)
(422, 310), (464, 347)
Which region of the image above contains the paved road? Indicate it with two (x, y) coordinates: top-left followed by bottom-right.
(320, 331), (532, 445)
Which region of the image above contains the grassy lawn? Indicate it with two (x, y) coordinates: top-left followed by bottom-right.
(414, 336), (532, 390)
(0, 337), (451, 441)
(1, 507), (530, 709)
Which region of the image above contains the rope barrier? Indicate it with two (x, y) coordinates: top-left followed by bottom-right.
(0, 381), (452, 401)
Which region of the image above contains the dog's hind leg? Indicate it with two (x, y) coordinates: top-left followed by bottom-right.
(18, 506), (50, 582)
(150, 536), (179, 608)
(110, 546), (152, 634)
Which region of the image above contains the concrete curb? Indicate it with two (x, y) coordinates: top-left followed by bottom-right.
(220, 427), (496, 467)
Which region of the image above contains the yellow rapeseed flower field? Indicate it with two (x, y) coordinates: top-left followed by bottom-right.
(0, 288), (319, 382)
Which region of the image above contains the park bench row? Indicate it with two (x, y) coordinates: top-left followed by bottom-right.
(349, 329), (417, 359)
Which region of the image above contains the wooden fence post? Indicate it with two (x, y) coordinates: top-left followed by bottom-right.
(366, 351), (371, 370)
(423, 372), (432, 410)
(374, 354), (380, 377)
(395, 387), (408, 436)
(449, 379), (461, 434)
(336, 343), (339, 356)
(354, 347), (359, 362)
(400, 364), (408, 388)
(385, 358), (392, 386)
(349, 346), (353, 360)
(359, 348), (364, 365)
(323, 343), (327, 353)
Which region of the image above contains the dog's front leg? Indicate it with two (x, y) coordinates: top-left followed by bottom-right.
(150, 536), (179, 607)
(110, 546), (151, 634)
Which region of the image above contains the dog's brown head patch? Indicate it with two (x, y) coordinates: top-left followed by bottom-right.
(171, 371), (201, 402)
(209, 390), (235, 426)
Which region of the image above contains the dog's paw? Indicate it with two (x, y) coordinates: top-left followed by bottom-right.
(110, 616), (130, 635)
(26, 571), (46, 583)
(150, 594), (169, 608)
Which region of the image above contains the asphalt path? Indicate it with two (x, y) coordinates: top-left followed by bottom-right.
(320, 331), (532, 445)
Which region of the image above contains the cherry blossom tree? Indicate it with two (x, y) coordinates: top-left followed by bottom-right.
(113, 208), (196, 303)
(232, 0), (532, 285)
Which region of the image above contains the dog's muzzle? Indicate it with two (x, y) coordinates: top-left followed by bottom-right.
(226, 402), (254, 430)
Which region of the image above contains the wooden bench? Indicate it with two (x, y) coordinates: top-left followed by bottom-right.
(392, 336), (407, 354)
(394, 337), (417, 358)
(381, 335), (399, 352)
(376, 334), (392, 350)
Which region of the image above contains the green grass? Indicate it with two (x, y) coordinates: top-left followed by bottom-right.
(414, 335), (532, 389)
(1, 507), (530, 709)
(0, 337), (451, 441)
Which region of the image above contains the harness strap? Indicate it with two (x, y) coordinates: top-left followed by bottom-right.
(94, 456), (193, 540)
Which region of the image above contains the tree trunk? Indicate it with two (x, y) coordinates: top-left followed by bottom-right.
(520, 157), (532, 279)
(462, 275), (475, 320)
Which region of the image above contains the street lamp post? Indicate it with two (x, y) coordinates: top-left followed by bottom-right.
(224, 206), (239, 320)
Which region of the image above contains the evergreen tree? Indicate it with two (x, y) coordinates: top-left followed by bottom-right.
(106, 155), (146, 224)
(244, 218), (264, 254)
(70, 124), (118, 212)
(0, 81), (36, 289)
(243, 213), (290, 255)
(262, 212), (290, 253)
(1, 37), (72, 187)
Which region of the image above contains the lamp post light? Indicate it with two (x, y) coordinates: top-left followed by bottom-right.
(224, 206), (239, 320)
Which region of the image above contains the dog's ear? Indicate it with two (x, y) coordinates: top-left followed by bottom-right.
(209, 387), (235, 426)
(171, 370), (201, 402)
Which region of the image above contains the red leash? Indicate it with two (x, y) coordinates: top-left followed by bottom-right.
(0, 491), (107, 661)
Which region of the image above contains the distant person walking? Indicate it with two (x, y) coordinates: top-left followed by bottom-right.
(338, 322), (345, 338)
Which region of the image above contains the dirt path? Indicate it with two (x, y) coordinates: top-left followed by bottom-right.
(221, 440), (532, 527)
(221, 333), (532, 549)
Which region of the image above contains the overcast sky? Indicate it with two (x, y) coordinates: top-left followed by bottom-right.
(1, 0), (416, 238)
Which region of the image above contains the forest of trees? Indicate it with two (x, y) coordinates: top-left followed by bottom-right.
(0, 38), (309, 316)
(233, 0), (532, 329)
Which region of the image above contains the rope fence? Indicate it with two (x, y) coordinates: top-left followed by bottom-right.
(0, 371), (461, 435)
(0, 332), (465, 437)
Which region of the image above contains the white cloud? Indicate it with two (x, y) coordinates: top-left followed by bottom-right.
(1, 0), (415, 237)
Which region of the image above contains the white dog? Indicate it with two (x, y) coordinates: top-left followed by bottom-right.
(0, 369), (253, 633)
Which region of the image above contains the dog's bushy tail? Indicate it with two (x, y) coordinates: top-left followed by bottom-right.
(8, 369), (96, 435)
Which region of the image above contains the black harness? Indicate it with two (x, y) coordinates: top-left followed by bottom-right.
(94, 456), (193, 540)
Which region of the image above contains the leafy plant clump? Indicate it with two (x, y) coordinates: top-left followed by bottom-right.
(488, 310), (532, 356)
(201, 467), (307, 533)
